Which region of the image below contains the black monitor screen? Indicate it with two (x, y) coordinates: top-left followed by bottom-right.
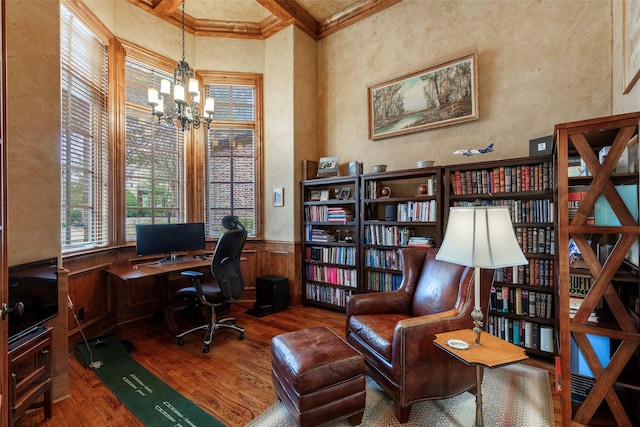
(8, 257), (58, 344)
(135, 222), (206, 256)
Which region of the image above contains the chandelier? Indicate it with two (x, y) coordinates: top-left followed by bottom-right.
(147, 0), (214, 131)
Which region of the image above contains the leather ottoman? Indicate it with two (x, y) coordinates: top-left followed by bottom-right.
(271, 326), (366, 427)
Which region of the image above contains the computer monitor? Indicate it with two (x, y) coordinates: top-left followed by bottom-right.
(135, 222), (206, 256)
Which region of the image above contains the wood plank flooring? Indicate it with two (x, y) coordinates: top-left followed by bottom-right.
(15, 302), (562, 426)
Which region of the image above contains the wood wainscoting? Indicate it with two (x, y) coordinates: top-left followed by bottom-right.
(63, 239), (301, 349)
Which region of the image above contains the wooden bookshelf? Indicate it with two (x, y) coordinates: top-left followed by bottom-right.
(444, 156), (556, 359)
(301, 176), (360, 310)
(360, 167), (443, 293)
(555, 112), (640, 427)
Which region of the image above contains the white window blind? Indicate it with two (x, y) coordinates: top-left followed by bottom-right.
(60, 4), (109, 252)
(204, 83), (258, 237)
(124, 58), (186, 241)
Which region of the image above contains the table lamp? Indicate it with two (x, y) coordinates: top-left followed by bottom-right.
(436, 206), (527, 346)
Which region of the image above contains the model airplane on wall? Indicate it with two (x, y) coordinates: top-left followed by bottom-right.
(453, 143), (494, 156)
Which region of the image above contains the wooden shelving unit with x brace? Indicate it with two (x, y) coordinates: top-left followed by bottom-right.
(556, 112), (640, 426)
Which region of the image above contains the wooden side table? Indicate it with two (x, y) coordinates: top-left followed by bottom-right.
(434, 329), (528, 427)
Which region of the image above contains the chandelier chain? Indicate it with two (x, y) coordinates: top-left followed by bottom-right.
(181, 0), (185, 62)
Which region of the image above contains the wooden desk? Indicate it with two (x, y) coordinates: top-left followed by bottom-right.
(106, 257), (211, 334)
(434, 329), (528, 427)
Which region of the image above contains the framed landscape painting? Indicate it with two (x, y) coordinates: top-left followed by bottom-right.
(368, 52), (478, 140)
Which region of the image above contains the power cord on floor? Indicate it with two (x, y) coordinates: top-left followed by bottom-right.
(67, 295), (103, 369)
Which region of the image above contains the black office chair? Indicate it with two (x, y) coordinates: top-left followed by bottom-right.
(175, 216), (247, 353)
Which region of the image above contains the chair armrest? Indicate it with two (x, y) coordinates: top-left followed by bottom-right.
(392, 308), (470, 365)
(347, 290), (411, 316)
(181, 271), (204, 278)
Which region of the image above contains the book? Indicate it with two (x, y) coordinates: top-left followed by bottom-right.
(302, 160), (319, 180)
(567, 185), (594, 224)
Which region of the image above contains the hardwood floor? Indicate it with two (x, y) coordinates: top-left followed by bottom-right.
(15, 302), (562, 426)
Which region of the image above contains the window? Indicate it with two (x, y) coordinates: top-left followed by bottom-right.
(123, 57), (186, 241)
(60, 3), (109, 252)
(203, 74), (262, 238)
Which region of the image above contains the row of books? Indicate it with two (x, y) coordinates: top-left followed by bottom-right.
(305, 265), (357, 287)
(364, 248), (402, 270)
(515, 226), (555, 255)
(305, 206), (354, 222)
(305, 283), (352, 308)
(407, 236), (434, 246)
(568, 184), (638, 226)
(305, 227), (336, 242)
(490, 286), (554, 319)
(364, 271), (402, 292)
(494, 259), (555, 287)
(487, 316), (554, 352)
(449, 161), (553, 196)
(452, 198), (554, 223)
(364, 225), (414, 247)
(394, 200), (437, 222)
(305, 246), (356, 266)
(569, 297), (599, 323)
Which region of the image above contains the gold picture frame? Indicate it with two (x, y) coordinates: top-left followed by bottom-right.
(368, 52), (479, 140)
(623, 0), (640, 94)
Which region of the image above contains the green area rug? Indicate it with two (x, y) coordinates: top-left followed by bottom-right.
(77, 335), (224, 427)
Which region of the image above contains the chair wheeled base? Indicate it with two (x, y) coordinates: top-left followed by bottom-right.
(176, 314), (245, 353)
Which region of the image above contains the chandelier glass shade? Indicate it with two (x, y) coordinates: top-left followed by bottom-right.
(146, 0), (214, 131)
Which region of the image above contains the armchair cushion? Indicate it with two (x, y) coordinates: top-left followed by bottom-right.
(348, 314), (407, 361)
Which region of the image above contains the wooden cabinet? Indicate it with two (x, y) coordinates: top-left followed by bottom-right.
(556, 112), (640, 426)
(301, 176), (360, 310)
(444, 156), (555, 359)
(8, 327), (52, 425)
(360, 167), (442, 292)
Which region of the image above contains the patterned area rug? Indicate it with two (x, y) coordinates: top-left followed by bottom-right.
(246, 363), (554, 427)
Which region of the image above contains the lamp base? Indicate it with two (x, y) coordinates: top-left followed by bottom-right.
(471, 307), (484, 346)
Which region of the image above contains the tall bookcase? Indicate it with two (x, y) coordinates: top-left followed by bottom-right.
(360, 167), (442, 292)
(301, 176), (360, 310)
(444, 156), (556, 359)
(556, 112), (640, 426)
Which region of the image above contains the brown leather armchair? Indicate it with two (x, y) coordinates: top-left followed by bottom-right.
(345, 246), (494, 423)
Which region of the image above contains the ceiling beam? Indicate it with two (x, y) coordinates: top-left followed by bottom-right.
(153, 0), (182, 17)
(319, 0), (402, 38)
(127, 0), (400, 40)
(256, 0), (319, 39)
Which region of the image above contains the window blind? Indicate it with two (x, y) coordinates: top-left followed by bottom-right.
(124, 58), (185, 241)
(204, 84), (257, 237)
(60, 4), (109, 252)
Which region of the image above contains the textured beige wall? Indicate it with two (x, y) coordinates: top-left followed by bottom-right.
(292, 26), (318, 235)
(317, 0), (613, 171)
(5, 0), (61, 265)
(613, 0), (640, 113)
(3, 0), (622, 252)
(264, 27), (295, 240)
(262, 26), (316, 241)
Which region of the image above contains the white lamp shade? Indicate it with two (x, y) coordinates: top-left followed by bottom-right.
(174, 85), (185, 102)
(160, 79), (171, 96)
(188, 78), (199, 96)
(147, 88), (158, 105)
(204, 97), (215, 114)
(436, 206), (527, 268)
